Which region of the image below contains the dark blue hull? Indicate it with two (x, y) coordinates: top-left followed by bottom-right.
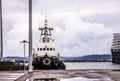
(32, 55), (66, 70)
(111, 49), (120, 64)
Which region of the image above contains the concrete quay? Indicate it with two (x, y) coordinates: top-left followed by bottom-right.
(0, 71), (24, 81)
(17, 69), (120, 81)
(0, 69), (120, 81)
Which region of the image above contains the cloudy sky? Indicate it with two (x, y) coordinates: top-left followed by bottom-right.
(1, 0), (120, 57)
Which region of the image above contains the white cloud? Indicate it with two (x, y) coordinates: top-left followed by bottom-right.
(33, 0), (120, 17)
(51, 14), (113, 56)
(1, 0), (119, 57)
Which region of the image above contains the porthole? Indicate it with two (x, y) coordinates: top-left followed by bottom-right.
(53, 48), (55, 51)
(40, 48), (42, 51)
(43, 48), (45, 51)
(50, 48), (52, 51)
(47, 48), (49, 51)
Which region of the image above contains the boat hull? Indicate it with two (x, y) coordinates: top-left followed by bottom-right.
(32, 55), (66, 70)
(111, 49), (120, 64)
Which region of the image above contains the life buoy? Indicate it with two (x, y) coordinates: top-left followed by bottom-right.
(43, 58), (51, 66)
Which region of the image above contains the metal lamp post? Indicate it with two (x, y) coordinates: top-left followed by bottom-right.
(20, 40), (29, 73)
(29, 0), (33, 72)
(0, 0), (3, 61)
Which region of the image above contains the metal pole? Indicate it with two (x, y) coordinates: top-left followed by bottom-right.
(20, 40), (29, 73)
(29, 0), (32, 72)
(0, 0), (3, 61)
(24, 43), (26, 73)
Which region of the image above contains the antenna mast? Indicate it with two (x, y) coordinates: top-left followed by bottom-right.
(38, 18), (53, 38)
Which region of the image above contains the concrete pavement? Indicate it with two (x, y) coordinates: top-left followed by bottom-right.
(15, 69), (120, 81)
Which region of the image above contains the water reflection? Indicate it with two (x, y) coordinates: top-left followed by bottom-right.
(26, 77), (114, 81)
(26, 78), (60, 81)
(34, 78), (60, 81)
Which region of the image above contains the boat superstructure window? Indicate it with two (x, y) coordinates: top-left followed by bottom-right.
(50, 48), (52, 51)
(47, 48), (49, 51)
(43, 38), (45, 43)
(40, 48), (42, 51)
(43, 48), (45, 51)
(38, 47), (55, 51)
(42, 37), (50, 43)
(113, 49), (120, 52)
(47, 38), (49, 42)
(37, 48), (39, 51)
(53, 48), (55, 51)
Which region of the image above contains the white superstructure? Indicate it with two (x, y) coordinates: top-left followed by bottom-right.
(111, 33), (120, 50)
(32, 18), (65, 70)
(35, 19), (59, 57)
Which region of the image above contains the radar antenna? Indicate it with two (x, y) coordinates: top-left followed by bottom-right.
(38, 19), (53, 37)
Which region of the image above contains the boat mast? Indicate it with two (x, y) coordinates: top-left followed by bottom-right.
(38, 19), (53, 39)
(0, 0), (3, 61)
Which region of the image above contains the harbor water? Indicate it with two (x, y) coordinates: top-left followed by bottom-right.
(65, 62), (120, 70)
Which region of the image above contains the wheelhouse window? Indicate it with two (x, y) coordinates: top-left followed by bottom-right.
(47, 38), (49, 42)
(42, 37), (49, 43)
(43, 38), (45, 43)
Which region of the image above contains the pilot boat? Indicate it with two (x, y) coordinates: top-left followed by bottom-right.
(32, 19), (66, 69)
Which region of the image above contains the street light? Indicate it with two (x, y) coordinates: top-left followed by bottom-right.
(29, 0), (33, 73)
(0, 0), (3, 61)
(20, 40), (29, 73)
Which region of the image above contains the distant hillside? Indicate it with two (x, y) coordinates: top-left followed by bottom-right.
(61, 54), (112, 62)
(3, 54), (112, 62)
(3, 56), (28, 62)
